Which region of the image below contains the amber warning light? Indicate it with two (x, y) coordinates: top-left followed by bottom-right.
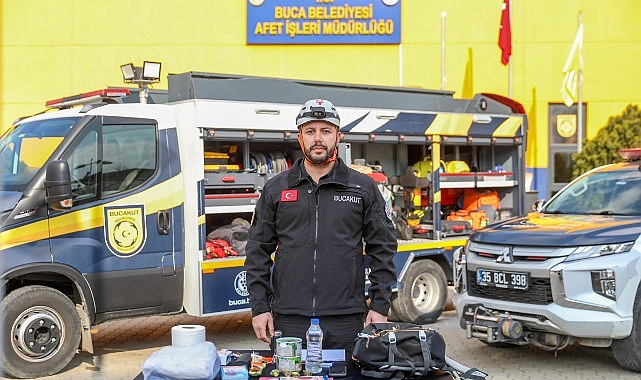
(45, 88), (131, 109)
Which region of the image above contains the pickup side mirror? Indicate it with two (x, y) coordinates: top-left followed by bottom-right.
(531, 199), (546, 212)
(45, 160), (73, 210)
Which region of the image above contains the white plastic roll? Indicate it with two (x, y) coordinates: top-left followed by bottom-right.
(171, 324), (206, 346)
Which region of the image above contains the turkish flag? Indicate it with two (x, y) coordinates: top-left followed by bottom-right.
(280, 189), (298, 202)
(498, 0), (512, 66)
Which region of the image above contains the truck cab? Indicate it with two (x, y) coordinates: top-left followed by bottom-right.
(453, 148), (641, 372)
(1, 92), (188, 377)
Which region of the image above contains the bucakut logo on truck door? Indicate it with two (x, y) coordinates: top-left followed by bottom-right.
(104, 205), (147, 257)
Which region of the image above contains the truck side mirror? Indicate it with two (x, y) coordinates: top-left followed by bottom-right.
(45, 160), (73, 210)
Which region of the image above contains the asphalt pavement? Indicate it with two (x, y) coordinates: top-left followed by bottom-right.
(3, 292), (641, 380)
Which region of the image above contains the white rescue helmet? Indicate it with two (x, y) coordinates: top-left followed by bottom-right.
(296, 99), (340, 128)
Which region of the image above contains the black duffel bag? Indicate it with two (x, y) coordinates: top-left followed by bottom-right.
(352, 322), (487, 380)
(352, 322), (447, 379)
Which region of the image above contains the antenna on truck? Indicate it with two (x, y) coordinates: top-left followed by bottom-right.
(120, 61), (162, 104)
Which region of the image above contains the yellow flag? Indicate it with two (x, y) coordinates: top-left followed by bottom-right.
(561, 24), (584, 107)
(461, 48), (474, 99)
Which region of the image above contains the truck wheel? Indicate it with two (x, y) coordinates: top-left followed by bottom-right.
(1, 285), (82, 378)
(612, 286), (641, 372)
(391, 259), (447, 324)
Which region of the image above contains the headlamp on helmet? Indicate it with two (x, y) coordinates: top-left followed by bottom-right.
(296, 99), (340, 128)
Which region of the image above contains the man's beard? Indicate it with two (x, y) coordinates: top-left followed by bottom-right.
(304, 144), (336, 164)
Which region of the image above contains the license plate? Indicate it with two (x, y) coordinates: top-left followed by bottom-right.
(477, 268), (529, 290)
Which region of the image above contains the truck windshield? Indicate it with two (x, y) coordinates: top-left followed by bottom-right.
(544, 169), (641, 216)
(0, 117), (80, 190)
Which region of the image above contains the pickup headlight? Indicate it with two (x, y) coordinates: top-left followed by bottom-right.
(564, 242), (634, 262)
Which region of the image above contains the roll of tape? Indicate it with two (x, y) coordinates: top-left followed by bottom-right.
(171, 324), (206, 346)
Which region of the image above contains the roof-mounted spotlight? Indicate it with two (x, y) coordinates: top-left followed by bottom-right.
(119, 61), (162, 104)
(142, 61), (162, 82)
(120, 63), (136, 82)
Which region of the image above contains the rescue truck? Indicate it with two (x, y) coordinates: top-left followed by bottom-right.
(0, 71), (528, 378)
(453, 148), (641, 372)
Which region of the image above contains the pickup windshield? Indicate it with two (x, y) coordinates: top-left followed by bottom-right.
(544, 168), (641, 216)
(0, 117), (80, 190)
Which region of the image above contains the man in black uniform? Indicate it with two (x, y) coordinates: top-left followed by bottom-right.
(245, 99), (397, 352)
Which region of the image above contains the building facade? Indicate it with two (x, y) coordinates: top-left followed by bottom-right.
(1, 0), (640, 198)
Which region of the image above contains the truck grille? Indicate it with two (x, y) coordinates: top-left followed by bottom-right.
(466, 270), (553, 305)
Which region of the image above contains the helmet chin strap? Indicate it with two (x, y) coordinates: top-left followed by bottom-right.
(298, 133), (338, 165)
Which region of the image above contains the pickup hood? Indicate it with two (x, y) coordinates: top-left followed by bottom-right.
(473, 213), (641, 246)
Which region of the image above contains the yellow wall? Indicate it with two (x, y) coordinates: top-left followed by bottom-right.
(2, 0), (641, 171)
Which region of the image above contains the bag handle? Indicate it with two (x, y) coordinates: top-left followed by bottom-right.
(388, 330), (433, 377)
(388, 332), (414, 374)
(390, 331), (431, 376)
(418, 330), (433, 374)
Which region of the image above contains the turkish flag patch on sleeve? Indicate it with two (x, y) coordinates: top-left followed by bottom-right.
(280, 189), (298, 202)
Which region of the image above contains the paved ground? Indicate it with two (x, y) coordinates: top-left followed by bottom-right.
(3, 295), (641, 380)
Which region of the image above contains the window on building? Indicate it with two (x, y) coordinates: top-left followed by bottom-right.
(547, 103), (587, 197)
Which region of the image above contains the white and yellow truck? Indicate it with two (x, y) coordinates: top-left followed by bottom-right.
(0, 72), (528, 378)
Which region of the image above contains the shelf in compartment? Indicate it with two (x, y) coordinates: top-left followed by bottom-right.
(205, 204), (256, 214)
(440, 180), (517, 189)
(439, 172), (517, 189)
(204, 171), (273, 190)
(204, 193), (260, 208)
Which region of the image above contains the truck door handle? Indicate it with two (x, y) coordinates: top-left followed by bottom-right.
(157, 210), (171, 235)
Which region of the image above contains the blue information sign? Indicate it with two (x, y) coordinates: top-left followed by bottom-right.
(247, 0), (401, 45)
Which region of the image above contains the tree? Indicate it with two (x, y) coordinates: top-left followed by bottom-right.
(572, 104), (641, 178)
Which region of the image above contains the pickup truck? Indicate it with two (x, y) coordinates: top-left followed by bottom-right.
(453, 148), (641, 372)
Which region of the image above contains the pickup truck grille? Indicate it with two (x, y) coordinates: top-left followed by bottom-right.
(466, 270), (553, 305)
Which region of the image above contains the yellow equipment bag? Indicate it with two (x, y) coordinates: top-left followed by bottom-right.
(444, 161), (470, 173)
(412, 157), (445, 178)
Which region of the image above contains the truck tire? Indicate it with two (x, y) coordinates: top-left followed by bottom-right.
(391, 259), (447, 324)
(612, 286), (641, 372)
(1, 285), (82, 378)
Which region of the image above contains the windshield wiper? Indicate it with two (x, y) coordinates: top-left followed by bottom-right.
(543, 209), (565, 214)
(592, 210), (625, 216)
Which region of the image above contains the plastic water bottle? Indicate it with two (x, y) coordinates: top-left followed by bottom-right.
(305, 318), (323, 373)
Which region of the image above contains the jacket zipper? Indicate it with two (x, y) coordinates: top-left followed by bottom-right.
(312, 185), (319, 315)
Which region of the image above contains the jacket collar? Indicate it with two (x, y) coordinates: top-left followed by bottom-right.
(287, 157), (350, 188)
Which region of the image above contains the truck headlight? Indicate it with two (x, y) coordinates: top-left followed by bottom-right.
(591, 269), (616, 300)
(564, 242), (634, 262)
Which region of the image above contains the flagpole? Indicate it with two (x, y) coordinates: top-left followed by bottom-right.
(399, 43), (403, 86)
(508, 59), (513, 98)
(508, 1), (513, 98)
(498, 0), (512, 95)
(577, 12), (583, 152)
(441, 11), (446, 90)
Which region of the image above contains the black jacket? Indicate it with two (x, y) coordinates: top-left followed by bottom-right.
(245, 157), (397, 318)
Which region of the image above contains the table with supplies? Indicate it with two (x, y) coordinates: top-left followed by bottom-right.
(134, 322), (486, 380)
(134, 349), (463, 380)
